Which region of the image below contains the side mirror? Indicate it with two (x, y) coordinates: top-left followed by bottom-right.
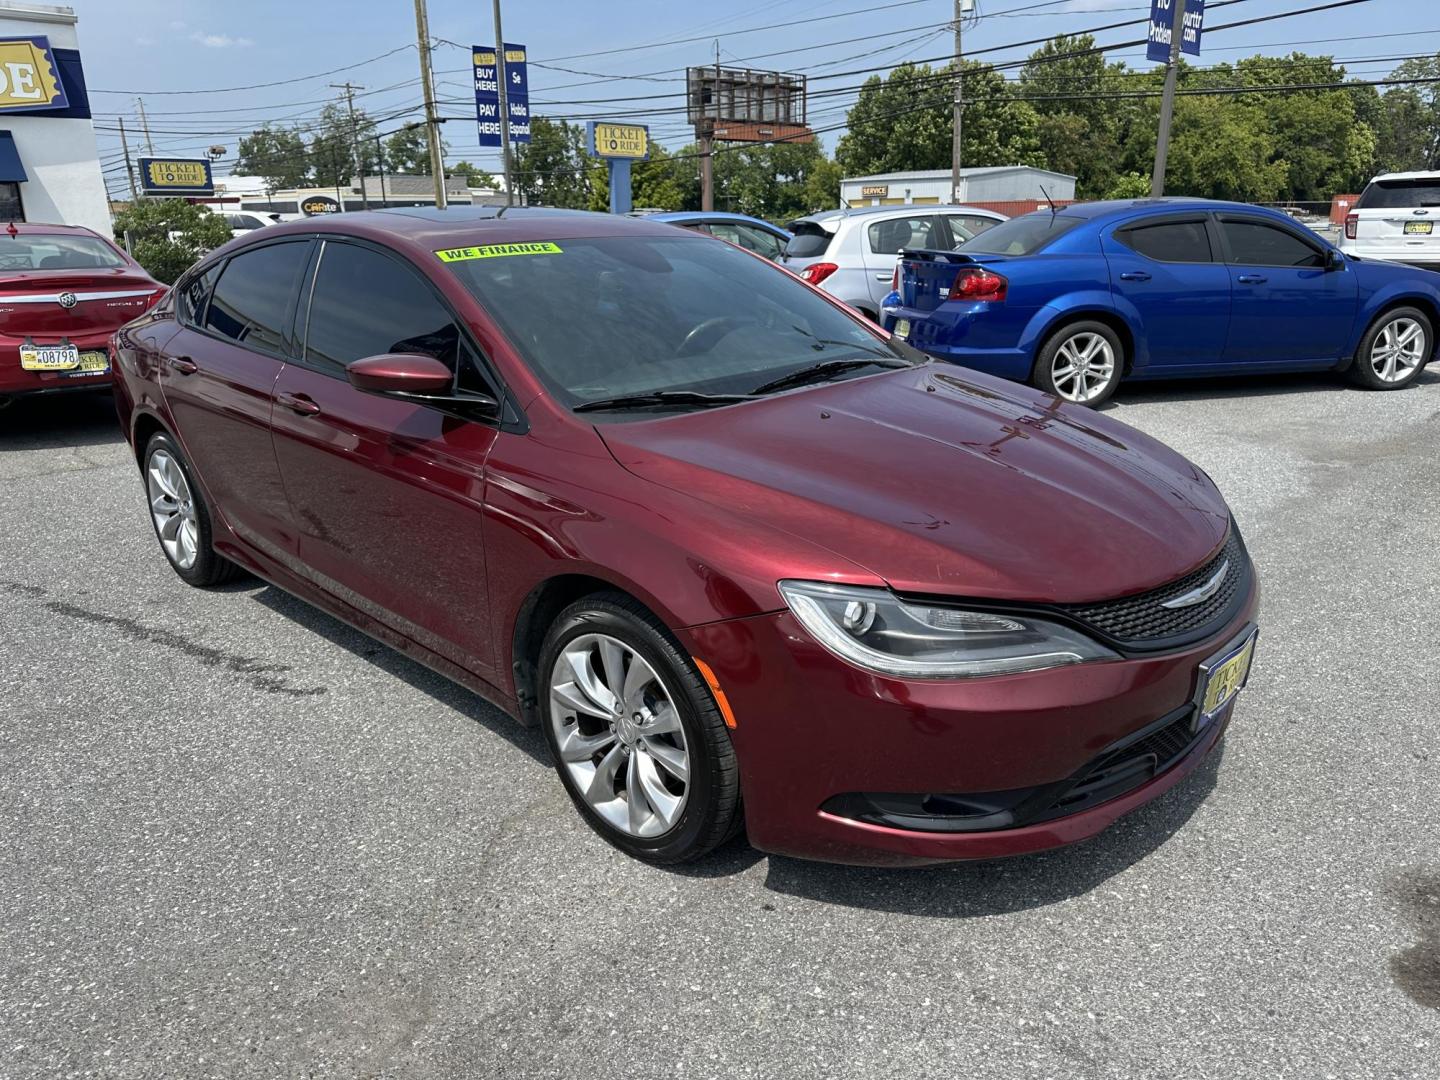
(1327, 248), (1346, 271)
(347, 353), (453, 396)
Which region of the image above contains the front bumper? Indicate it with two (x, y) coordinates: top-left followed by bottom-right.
(682, 584), (1259, 866)
(0, 333), (117, 396)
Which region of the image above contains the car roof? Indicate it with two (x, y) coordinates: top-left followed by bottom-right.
(254, 205), (690, 251)
(3, 221), (106, 238)
(790, 203), (1001, 226)
(1364, 171), (1440, 183)
(644, 210), (781, 228)
(1038, 198), (1305, 225)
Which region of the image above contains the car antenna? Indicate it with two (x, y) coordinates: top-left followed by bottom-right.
(1039, 184), (1058, 218)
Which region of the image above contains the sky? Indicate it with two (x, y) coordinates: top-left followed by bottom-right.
(63, 0), (1430, 196)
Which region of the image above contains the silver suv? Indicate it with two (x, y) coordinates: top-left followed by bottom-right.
(782, 205), (1007, 318)
(1340, 171), (1440, 270)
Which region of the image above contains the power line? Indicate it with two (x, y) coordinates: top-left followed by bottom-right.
(90, 44), (416, 96)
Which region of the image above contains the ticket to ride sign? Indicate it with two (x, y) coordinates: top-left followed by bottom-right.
(0, 37), (68, 113)
(138, 157), (215, 196)
(587, 122), (650, 161)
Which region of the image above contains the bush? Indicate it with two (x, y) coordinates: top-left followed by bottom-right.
(110, 199), (233, 284)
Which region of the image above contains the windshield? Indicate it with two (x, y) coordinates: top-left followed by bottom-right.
(442, 234), (919, 414)
(0, 234), (127, 272)
(957, 212), (1081, 256)
(1356, 179), (1440, 209)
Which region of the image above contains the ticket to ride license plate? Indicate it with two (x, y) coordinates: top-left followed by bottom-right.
(1193, 628), (1258, 730)
(67, 351), (111, 377)
(893, 318), (911, 340)
(1404, 221), (1433, 235)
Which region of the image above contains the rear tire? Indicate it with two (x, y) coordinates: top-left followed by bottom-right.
(1032, 320), (1124, 407)
(538, 591), (743, 864)
(1348, 306), (1431, 390)
(142, 432), (242, 587)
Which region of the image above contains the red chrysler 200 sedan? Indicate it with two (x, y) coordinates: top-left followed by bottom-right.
(112, 208), (1259, 867)
(0, 223), (166, 408)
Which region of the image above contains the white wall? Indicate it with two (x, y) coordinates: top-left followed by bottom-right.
(0, 5), (112, 236)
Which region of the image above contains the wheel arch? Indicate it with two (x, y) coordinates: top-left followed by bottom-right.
(130, 409), (174, 468)
(1029, 306), (1139, 377)
(1349, 293), (1440, 367)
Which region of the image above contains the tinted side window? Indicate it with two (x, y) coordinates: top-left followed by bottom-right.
(304, 241), (464, 377)
(177, 264), (220, 327)
(204, 242), (311, 355)
(868, 215), (939, 254)
(710, 222), (784, 260)
(1118, 220), (1213, 263)
(1221, 220), (1324, 267)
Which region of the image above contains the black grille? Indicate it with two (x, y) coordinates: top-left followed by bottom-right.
(1056, 530), (1248, 647)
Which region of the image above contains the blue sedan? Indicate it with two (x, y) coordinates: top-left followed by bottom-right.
(880, 198), (1440, 406)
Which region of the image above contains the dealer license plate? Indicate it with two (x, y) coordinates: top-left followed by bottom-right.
(20, 343), (80, 371)
(893, 318), (911, 340)
(1194, 629), (1257, 729)
(1404, 221), (1433, 235)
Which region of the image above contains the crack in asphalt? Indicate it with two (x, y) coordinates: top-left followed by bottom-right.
(0, 580), (326, 698)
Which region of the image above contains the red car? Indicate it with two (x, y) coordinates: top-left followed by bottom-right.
(113, 209), (1259, 867)
(0, 223), (166, 408)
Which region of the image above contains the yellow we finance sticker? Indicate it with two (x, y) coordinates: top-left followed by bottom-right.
(435, 242), (563, 262)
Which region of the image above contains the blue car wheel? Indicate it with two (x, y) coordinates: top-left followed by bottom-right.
(1033, 321), (1125, 407)
(1349, 306), (1432, 391)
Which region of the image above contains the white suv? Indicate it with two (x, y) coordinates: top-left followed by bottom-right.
(1341, 171), (1440, 270)
(781, 205), (1006, 319)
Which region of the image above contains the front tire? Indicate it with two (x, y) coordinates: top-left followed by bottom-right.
(1349, 306), (1431, 390)
(538, 592), (742, 864)
(143, 432), (241, 587)
(1032, 320), (1124, 407)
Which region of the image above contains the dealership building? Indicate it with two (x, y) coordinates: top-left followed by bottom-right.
(0, 3), (109, 235)
(840, 166), (1077, 210)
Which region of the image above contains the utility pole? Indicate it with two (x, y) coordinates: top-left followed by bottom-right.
(331, 82), (369, 209)
(1150, 0), (1187, 197)
(117, 116), (138, 200)
(492, 0), (514, 207)
(413, 0), (448, 209)
(699, 42), (720, 212)
(951, 0), (964, 205)
(135, 97), (154, 155)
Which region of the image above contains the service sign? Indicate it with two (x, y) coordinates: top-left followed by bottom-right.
(138, 157), (215, 196)
(0, 37), (68, 113)
(587, 122), (650, 160)
(1146, 0), (1203, 63)
(860, 184), (889, 198)
(473, 42), (530, 148)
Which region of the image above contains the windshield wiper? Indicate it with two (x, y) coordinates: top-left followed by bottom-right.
(573, 390), (754, 413)
(748, 357), (910, 396)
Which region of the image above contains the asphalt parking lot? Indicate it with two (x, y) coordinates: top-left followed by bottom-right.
(2, 371), (1438, 1079)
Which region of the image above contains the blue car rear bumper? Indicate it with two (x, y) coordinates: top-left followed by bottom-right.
(881, 296), (1035, 381)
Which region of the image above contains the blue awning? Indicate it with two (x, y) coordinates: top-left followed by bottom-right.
(0, 132), (26, 184)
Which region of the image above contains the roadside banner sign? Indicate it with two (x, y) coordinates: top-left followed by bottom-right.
(474, 43), (530, 148)
(586, 122), (650, 215)
(1146, 0), (1203, 63)
(137, 157), (214, 196)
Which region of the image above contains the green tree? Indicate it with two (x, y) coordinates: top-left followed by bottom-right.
(1380, 54), (1440, 169)
(1103, 171), (1152, 199)
(111, 199), (232, 284)
(837, 62), (1042, 177)
(307, 102), (382, 187)
(1019, 34), (1132, 196)
(235, 125), (309, 189)
(383, 123), (449, 175)
(513, 117), (592, 208)
(450, 160), (497, 188)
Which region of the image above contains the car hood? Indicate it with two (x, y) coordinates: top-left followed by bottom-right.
(596, 366), (1232, 604)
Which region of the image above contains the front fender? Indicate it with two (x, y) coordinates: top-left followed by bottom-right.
(1349, 275), (1440, 361)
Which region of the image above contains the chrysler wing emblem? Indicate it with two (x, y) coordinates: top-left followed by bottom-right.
(1160, 560), (1229, 609)
(57, 292), (78, 309)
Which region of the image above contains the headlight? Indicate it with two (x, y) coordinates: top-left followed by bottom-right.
(778, 580), (1118, 679)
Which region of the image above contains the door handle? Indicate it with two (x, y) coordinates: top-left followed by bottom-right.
(167, 355), (198, 375)
(1237, 274), (1268, 285)
(277, 392), (321, 416)
(1119, 271), (1151, 282)
(875, 273), (895, 281)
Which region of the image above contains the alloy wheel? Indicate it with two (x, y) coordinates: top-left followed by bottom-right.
(548, 633), (690, 838)
(1369, 317), (1426, 383)
(1050, 332), (1117, 403)
(146, 448), (200, 570)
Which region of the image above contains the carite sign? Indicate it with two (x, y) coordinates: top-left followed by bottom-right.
(301, 195), (342, 216)
(137, 157), (215, 196)
(473, 43), (530, 148)
(1146, 0), (1203, 63)
(0, 37), (68, 113)
(587, 122), (649, 160)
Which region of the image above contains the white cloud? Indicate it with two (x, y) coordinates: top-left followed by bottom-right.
(134, 35), (156, 46)
(191, 32), (253, 49)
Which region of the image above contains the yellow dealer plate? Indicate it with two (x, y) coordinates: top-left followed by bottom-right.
(1195, 629), (1257, 727)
